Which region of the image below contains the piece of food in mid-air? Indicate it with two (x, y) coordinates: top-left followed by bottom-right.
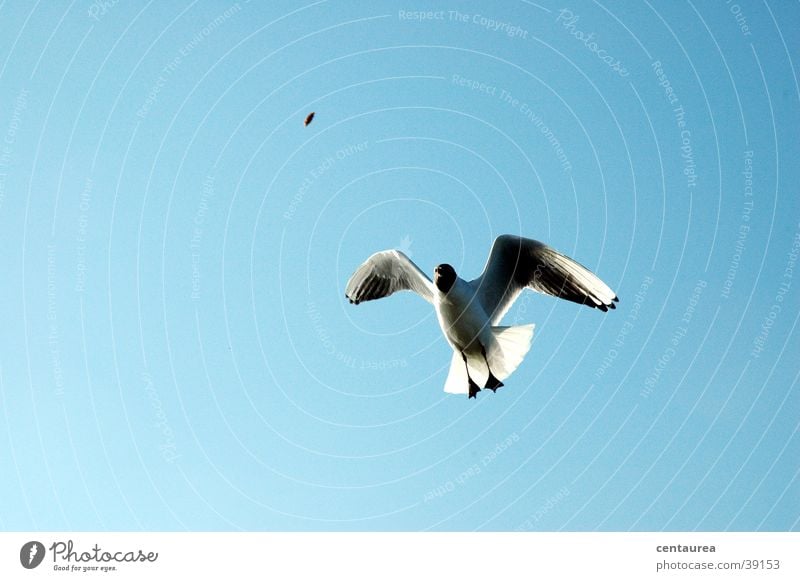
(304, 112), (315, 126)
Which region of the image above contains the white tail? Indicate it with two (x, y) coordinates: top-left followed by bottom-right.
(443, 352), (469, 394)
(442, 324), (535, 394)
(487, 324), (535, 380)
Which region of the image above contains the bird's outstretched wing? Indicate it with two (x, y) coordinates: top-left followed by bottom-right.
(345, 250), (435, 305)
(469, 235), (618, 324)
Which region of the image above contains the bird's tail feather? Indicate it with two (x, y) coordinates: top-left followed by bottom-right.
(487, 324), (535, 380)
(443, 352), (469, 394)
(442, 324), (535, 394)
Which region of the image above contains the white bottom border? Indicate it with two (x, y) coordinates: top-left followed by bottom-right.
(2, 532), (797, 580)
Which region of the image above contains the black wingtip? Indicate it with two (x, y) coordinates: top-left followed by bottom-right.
(613, 295), (620, 302)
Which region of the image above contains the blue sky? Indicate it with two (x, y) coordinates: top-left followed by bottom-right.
(0, 0), (798, 531)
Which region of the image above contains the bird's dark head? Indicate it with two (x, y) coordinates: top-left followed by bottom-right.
(434, 264), (457, 294)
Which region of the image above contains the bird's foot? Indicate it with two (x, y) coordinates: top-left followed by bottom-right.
(479, 346), (504, 393)
(484, 373), (504, 393)
(468, 378), (481, 399)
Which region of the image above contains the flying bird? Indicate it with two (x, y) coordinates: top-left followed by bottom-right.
(345, 235), (618, 398)
(304, 112), (315, 126)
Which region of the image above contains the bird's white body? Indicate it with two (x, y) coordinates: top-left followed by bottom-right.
(434, 276), (535, 394)
(345, 235), (618, 398)
(434, 277), (492, 355)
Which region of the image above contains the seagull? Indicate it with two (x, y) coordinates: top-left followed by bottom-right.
(345, 235), (619, 398)
(304, 112), (315, 126)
